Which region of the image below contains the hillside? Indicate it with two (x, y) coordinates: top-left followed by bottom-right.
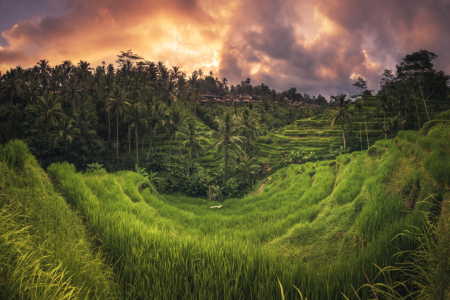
(254, 96), (450, 167)
(0, 140), (119, 299)
(1, 110), (449, 299)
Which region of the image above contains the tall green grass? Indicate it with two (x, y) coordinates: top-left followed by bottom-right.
(46, 129), (444, 298)
(0, 140), (119, 299)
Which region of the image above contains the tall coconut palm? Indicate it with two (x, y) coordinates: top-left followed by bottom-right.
(50, 116), (80, 159)
(376, 94), (390, 140)
(166, 106), (185, 169)
(77, 60), (92, 109)
(239, 107), (260, 153)
(109, 85), (131, 165)
(23, 80), (41, 106)
(179, 119), (207, 175)
(36, 59), (51, 91)
(354, 98), (370, 149)
(75, 104), (104, 151)
(126, 101), (147, 164)
(236, 154), (258, 182)
(146, 100), (168, 162)
(328, 94), (353, 149)
(35, 92), (65, 162)
(1, 68), (22, 103)
(102, 74), (115, 143)
(211, 111), (245, 184)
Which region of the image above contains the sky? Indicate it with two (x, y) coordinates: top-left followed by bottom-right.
(1, 0), (449, 98)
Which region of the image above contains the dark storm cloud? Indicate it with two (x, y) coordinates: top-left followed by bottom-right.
(218, 0), (450, 97)
(1, 0), (449, 97)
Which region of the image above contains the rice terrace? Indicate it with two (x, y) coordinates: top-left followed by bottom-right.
(1, 3), (450, 298)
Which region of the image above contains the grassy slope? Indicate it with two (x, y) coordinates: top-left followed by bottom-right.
(147, 97), (450, 175)
(254, 96), (450, 167)
(0, 140), (119, 299)
(2, 109), (448, 299)
(47, 113), (449, 299)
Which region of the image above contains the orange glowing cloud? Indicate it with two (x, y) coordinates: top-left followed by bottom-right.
(0, 0), (227, 75)
(1, 0), (449, 96)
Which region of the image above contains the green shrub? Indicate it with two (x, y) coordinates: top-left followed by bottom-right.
(428, 123), (450, 139)
(424, 149), (450, 185)
(0, 139), (30, 171)
(367, 145), (381, 157)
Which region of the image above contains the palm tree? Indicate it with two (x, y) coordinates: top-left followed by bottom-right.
(328, 94), (353, 149)
(1, 68), (22, 102)
(376, 94), (390, 140)
(77, 60), (92, 109)
(239, 107), (260, 153)
(109, 85), (131, 165)
(354, 97), (370, 149)
(236, 154), (258, 182)
(126, 101), (147, 164)
(211, 112), (245, 184)
(35, 92), (65, 162)
(179, 119), (207, 175)
(146, 99), (168, 162)
(75, 104), (105, 151)
(102, 74), (115, 143)
(50, 116), (80, 159)
(36, 59), (51, 91)
(166, 106), (185, 169)
(23, 80), (40, 106)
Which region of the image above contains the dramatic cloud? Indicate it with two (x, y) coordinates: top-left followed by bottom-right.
(1, 0), (449, 97)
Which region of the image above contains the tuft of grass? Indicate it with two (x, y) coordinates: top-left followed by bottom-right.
(0, 139), (30, 171)
(0, 207), (78, 299)
(356, 196), (450, 299)
(0, 142), (120, 299)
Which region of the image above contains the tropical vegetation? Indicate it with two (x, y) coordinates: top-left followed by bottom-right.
(0, 49), (449, 299)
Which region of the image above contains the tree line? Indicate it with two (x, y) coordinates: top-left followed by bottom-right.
(0, 50), (328, 198)
(328, 50), (449, 150)
(0, 49), (448, 198)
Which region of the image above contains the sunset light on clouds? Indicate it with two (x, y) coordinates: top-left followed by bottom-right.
(1, 0), (449, 96)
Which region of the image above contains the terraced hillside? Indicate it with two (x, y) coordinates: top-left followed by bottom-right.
(1, 110), (448, 299)
(254, 96), (450, 166)
(46, 115), (448, 299)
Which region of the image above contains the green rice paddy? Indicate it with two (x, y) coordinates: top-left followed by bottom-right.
(1, 109), (449, 299)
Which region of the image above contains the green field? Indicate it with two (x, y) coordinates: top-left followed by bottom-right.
(2, 110), (449, 298)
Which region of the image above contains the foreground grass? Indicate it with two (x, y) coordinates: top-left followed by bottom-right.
(47, 125), (449, 299)
(0, 140), (119, 299)
(2, 110), (448, 299)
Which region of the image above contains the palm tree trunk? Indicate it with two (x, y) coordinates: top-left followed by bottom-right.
(223, 141), (228, 184)
(48, 138), (52, 163)
(107, 104), (111, 143)
(174, 136), (178, 168)
(414, 97), (421, 130)
(359, 124), (362, 151)
(418, 82), (430, 121)
(146, 126), (156, 162)
(342, 124), (346, 149)
(116, 112), (119, 165)
(363, 111), (369, 149)
(72, 91), (76, 116)
(168, 135), (173, 169)
(188, 146), (192, 175)
(128, 123), (131, 154)
(136, 127), (139, 164)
